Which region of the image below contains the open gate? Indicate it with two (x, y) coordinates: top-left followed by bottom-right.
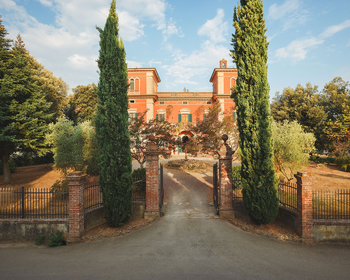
(213, 162), (219, 215)
(159, 163), (164, 212)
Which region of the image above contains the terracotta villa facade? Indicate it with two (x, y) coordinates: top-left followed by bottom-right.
(127, 59), (237, 152)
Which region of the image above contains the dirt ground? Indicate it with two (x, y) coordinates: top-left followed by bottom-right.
(0, 164), (98, 189)
(299, 162), (350, 190)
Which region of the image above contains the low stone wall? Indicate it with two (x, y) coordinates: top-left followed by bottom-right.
(84, 207), (106, 232)
(0, 219), (68, 242)
(84, 203), (146, 232)
(313, 220), (350, 242)
(276, 206), (297, 231)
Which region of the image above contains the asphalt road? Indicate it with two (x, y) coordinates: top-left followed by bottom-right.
(0, 162), (349, 279)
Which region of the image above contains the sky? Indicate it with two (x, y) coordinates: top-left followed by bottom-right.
(1, 0), (350, 99)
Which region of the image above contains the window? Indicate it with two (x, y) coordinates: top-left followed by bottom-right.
(129, 100), (135, 103)
(157, 114), (165, 121)
(178, 114), (192, 123)
(160, 101), (165, 105)
(129, 112), (138, 122)
(182, 101), (188, 105)
(130, 79), (135, 90)
(206, 101), (211, 105)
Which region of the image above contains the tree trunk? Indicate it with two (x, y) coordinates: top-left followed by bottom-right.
(140, 162), (144, 169)
(2, 153), (12, 183)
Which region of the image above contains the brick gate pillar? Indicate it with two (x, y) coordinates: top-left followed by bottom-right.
(295, 171), (314, 242)
(67, 171), (86, 243)
(217, 134), (235, 218)
(144, 135), (160, 219)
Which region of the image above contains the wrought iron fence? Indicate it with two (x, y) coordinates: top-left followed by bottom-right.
(133, 177), (146, 203)
(84, 183), (102, 212)
(313, 189), (350, 219)
(278, 181), (297, 211)
(0, 187), (68, 219)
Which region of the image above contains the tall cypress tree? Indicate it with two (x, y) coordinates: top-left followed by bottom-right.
(231, 0), (279, 224)
(95, 0), (133, 226)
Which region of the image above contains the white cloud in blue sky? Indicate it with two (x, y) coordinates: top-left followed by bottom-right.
(1, 0), (350, 97)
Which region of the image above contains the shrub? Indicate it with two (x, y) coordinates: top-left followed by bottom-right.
(309, 155), (335, 164)
(46, 118), (99, 176)
(0, 159), (16, 175)
(232, 165), (241, 189)
(35, 235), (45, 245)
(335, 157), (350, 172)
(48, 231), (66, 247)
(272, 120), (316, 180)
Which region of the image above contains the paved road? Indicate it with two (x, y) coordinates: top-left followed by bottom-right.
(0, 165), (350, 279)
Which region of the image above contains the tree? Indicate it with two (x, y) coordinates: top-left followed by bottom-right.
(231, 0), (279, 224)
(27, 55), (69, 120)
(71, 83), (98, 122)
(272, 120), (315, 180)
(0, 33), (52, 183)
(46, 118), (98, 176)
(129, 110), (176, 168)
(323, 113), (350, 153)
(94, 1), (133, 227)
(271, 83), (327, 150)
(322, 77), (350, 122)
(185, 101), (238, 157)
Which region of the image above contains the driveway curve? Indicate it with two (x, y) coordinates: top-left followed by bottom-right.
(0, 165), (350, 280)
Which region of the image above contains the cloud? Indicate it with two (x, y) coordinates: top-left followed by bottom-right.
(36, 0), (53, 7)
(268, 0), (299, 20)
(162, 18), (183, 41)
(117, 0), (167, 30)
(126, 60), (143, 68)
(320, 20), (350, 39)
(275, 37), (324, 63)
(197, 9), (228, 43)
(162, 40), (232, 85)
(68, 54), (97, 69)
(268, 0), (308, 30)
(1, 0), (171, 92)
(149, 59), (162, 67)
(275, 19), (350, 63)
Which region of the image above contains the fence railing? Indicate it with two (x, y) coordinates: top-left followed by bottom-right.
(132, 177), (146, 203)
(0, 187), (68, 219)
(232, 178), (242, 201)
(84, 184), (102, 212)
(313, 189), (350, 219)
(278, 181), (297, 212)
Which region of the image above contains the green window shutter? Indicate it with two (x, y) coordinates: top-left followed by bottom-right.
(136, 138), (139, 145)
(135, 113), (138, 119)
(156, 114), (158, 120)
(233, 112), (236, 120)
(178, 114), (182, 122)
(203, 114), (205, 120)
(189, 114), (192, 123)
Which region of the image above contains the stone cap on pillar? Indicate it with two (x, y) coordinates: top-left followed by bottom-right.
(294, 171), (314, 183)
(66, 171), (86, 185)
(145, 135), (160, 154)
(217, 134), (234, 159)
(67, 171), (85, 178)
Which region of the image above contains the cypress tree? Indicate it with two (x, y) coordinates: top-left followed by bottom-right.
(231, 0), (279, 224)
(95, 0), (133, 226)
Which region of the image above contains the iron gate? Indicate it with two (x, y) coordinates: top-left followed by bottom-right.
(159, 163), (164, 211)
(213, 162), (219, 215)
